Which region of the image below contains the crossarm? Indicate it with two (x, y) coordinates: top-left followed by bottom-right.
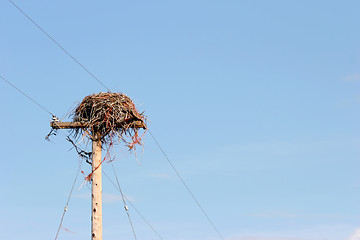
(50, 121), (146, 129)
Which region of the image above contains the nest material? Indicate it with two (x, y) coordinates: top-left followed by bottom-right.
(72, 92), (146, 143)
(44, 92), (146, 179)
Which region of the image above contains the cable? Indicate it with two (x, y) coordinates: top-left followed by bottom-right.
(54, 158), (82, 240)
(148, 129), (224, 240)
(103, 170), (164, 240)
(0, 74), (54, 116)
(0, 74), (82, 240)
(0, 75), (82, 239)
(8, 0), (111, 92)
(111, 162), (138, 240)
(0, 75), (75, 143)
(7, 2), (222, 238)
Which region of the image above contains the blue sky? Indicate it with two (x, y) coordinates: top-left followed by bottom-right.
(1, 1), (360, 240)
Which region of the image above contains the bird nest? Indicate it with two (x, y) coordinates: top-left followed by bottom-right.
(46, 92), (146, 181)
(71, 92), (146, 145)
(45, 92), (147, 161)
(74, 91), (145, 133)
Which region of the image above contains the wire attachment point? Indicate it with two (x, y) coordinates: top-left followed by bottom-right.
(52, 116), (59, 122)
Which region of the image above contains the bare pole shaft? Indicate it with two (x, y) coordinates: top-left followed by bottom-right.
(92, 132), (102, 240)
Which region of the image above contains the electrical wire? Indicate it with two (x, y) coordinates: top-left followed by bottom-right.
(111, 162), (138, 240)
(0, 71), (222, 240)
(8, 0), (111, 92)
(0, 73), (138, 239)
(148, 129), (224, 240)
(54, 158), (83, 240)
(7, 2), (224, 238)
(0, 74), (54, 116)
(103, 170), (164, 240)
(0, 73), (83, 239)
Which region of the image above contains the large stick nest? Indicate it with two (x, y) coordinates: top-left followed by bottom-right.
(71, 92), (147, 145)
(45, 92), (147, 175)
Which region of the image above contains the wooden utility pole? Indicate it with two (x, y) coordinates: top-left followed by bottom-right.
(51, 120), (145, 240)
(91, 131), (102, 240)
(51, 122), (103, 240)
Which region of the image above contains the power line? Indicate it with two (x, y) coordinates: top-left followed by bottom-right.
(111, 162), (138, 240)
(0, 74), (54, 116)
(8, 0), (111, 92)
(54, 159), (82, 240)
(0, 75), (70, 138)
(0, 73), (82, 239)
(103, 170), (164, 240)
(0, 73), (154, 239)
(7, 2), (224, 238)
(148, 129), (224, 240)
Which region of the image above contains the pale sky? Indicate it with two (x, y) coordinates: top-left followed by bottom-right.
(1, 1), (360, 240)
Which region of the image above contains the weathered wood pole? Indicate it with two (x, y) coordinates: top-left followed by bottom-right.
(91, 131), (102, 240)
(51, 120), (145, 240)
